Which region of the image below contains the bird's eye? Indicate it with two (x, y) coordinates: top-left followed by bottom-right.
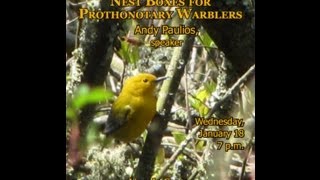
(143, 79), (148, 83)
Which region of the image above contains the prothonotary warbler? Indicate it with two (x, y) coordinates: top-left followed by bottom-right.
(104, 73), (167, 142)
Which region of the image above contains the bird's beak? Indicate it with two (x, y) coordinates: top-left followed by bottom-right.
(154, 76), (168, 83)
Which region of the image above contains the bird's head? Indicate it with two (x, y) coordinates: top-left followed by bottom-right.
(122, 73), (167, 96)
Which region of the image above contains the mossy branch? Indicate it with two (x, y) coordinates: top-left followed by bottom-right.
(76, 0), (121, 136)
(136, 22), (196, 179)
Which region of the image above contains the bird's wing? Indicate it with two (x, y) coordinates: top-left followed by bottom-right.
(103, 105), (132, 135)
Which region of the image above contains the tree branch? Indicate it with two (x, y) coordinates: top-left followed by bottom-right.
(76, 0), (121, 137)
(136, 20), (196, 179)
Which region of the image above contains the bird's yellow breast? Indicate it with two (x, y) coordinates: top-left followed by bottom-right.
(111, 94), (157, 142)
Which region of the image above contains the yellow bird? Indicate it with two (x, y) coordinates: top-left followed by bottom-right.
(104, 73), (166, 142)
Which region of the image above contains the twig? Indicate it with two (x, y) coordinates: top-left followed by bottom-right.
(184, 66), (192, 134)
(239, 130), (254, 180)
(156, 64), (255, 179)
(66, 56), (74, 68)
(193, 44), (218, 49)
(167, 122), (187, 130)
(75, 17), (81, 49)
(188, 169), (199, 180)
(68, 1), (87, 6)
(66, 17), (78, 25)
(109, 67), (122, 81)
(161, 143), (201, 162)
(120, 62), (126, 91)
(203, 69), (212, 83)
(108, 76), (117, 93)
(239, 145), (251, 180)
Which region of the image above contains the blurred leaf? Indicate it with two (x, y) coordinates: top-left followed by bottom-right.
(189, 81), (216, 116)
(66, 108), (76, 120)
(118, 40), (130, 63)
(177, 154), (184, 161)
(129, 46), (139, 64)
(155, 147), (165, 165)
(86, 122), (99, 146)
(198, 30), (216, 48)
(204, 81), (216, 93)
(72, 85), (89, 109)
(198, 105), (209, 117)
(189, 95), (200, 110)
(73, 85), (113, 109)
(172, 131), (186, 144)
(118, 38), (140, 65)
(195, 140), (206, 151)
(118, 20), (141, 65)
(86, 88), (113, 103)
